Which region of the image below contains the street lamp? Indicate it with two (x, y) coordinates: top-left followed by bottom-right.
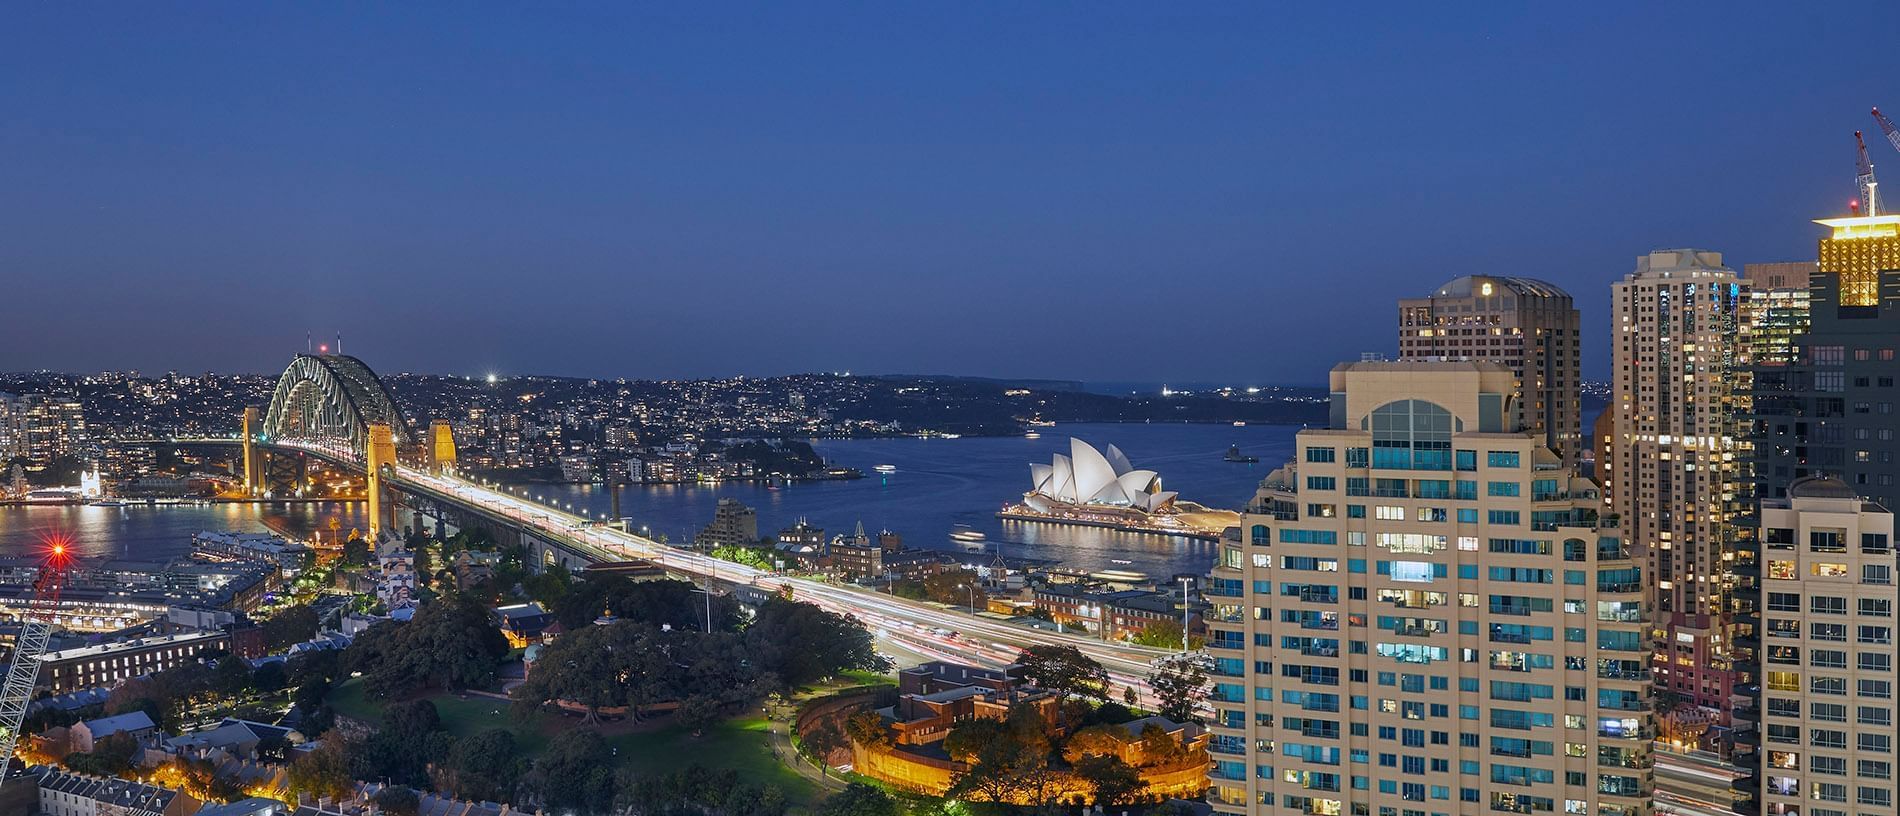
(962, 583), (977, 612)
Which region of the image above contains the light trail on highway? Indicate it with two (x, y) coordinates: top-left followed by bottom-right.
(379, 460), (1185, 704)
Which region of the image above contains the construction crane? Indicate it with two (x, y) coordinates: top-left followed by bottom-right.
(0, 538), (73, 786)
(1875, 107), (1900, 155)
(1856, 130), (1881, 217)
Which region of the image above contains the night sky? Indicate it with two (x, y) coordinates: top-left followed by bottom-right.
(5, 4), (1897, 384)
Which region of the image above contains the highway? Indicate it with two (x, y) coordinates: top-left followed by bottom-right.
(379, 459), (1185, 703)
(1653, 748), (1746, 816)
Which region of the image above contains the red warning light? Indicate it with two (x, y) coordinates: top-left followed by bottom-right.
(319, 344), (330, 353)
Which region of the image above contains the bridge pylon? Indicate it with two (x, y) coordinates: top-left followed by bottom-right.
(365, 422), (397, 541)
(429, 420), (457, 473)
(241, 407), (262, 496)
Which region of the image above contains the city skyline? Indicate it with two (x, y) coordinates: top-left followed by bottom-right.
(5, 5), (1900, 382)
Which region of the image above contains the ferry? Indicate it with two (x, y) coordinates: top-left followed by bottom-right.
(1232, 420), (1247, 427)
(1023, 431), (1041, 439)
(88, 499), (128, 507)
(949, 525), (987, 543)
(1223, 444), (1259, 463)
(873, 464), (898, 474)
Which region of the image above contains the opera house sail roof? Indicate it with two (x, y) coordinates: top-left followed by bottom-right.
(1026, 439), (1177, 514)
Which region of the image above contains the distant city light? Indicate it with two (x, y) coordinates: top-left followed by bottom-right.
(486, 373), (498, 384)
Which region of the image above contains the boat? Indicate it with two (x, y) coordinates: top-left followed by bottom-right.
(88, 499), (127, 507)
(1023, 431), (1041, 439)
(1223, 444), (1259, 463)
(1232, 420), (1247, 427)
(950, 525), (987, 543)
(1110, 559), (1133, 565)
(873, 464), (898, 474)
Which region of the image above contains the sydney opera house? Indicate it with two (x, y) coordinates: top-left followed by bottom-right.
(1002, 439), (1238, 540)
(1024, 439), (1177, 514)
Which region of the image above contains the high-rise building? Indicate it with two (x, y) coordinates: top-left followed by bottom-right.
(1756, 476), (1896, 816)
(1208, 360), (1650, 816)
(1742, 262), (1816, 370)
(1608, 249), (1750, 745)
(1752, 212), (1900, 507)
(695, 497), (759, 550)
(1398, 276), (1583, 462)
(0, 392), (88, 472)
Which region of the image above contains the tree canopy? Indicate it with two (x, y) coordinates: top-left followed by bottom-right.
(745, 598), (889, 691)
(343, 592), (509, 698)
(1013, 644), (1109, 701)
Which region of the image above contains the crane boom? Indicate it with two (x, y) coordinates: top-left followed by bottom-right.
(1876, 107), (1900, 155)
(0, 542), (71, 786)
(1857, 131), (1881, 217)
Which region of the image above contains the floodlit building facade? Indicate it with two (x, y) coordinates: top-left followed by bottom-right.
(1756, 477), (1897, 816)
(1608, 249), (1750, 743)
(1399, 277), (1583, 463)
(1208, 361), (1650, 816)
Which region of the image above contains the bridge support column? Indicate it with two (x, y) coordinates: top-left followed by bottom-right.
(241, 407), (261, 496)
(429, 420), (457, 473)
(365, 423), (397, 542)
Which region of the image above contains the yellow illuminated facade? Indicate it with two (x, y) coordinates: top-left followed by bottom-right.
(1815, 214), (1900, 307)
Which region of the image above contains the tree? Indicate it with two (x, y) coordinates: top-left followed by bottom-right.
(944, 703), (1061, 805)
(251, 660), (288, 693)
(1138, 723), (1185, 764)
(1131, 618), (1201, 649)
(1147, 653), (1209, 724)
(372, 787), (419, 816)
(288, 737), (356, 802)
(436, 728), (522, 803)
(341, 537), (372, 567)
(523, 729), (615, 815)
(746, 598), (888, 691)
(816, 782), (897, 816)
(358, 699), (448, 786)
(801, 717), (845, 776)
(1072, 754), (1145, 805)
(1013, 644), (1109, 701)
(843, 710), (890, 749)
(344, 592), (509, 698)
(213, 655), (254, 697)
(263, 604), (322, 650)
(62, 732), (139, 777)
(553, 576), (741, 633)
(1059, 723), (1126, 764)
(675, 694), (724, 737)
(920, 569), (977, 606)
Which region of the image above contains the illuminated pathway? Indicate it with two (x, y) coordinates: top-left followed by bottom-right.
(389, 463), (1183, 704)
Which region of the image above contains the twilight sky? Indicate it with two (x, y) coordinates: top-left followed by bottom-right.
(3, 4), (1897, 384)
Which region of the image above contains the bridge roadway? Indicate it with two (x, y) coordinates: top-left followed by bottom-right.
(387, 464), (1180, 700)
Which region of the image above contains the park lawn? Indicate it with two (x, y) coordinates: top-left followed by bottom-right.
(603, 714), (817, 805)
(328, 679), (547, 754)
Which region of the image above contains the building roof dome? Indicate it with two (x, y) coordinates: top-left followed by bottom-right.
(1427, 275), (1572, 300)
(1788, 475), (1860, 500)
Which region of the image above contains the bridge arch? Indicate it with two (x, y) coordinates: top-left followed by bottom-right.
(261, 354), (413, 458)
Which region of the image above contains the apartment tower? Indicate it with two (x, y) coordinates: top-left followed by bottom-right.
(1207, 361), (1650, 816)
(1399, 277), (1583, 463)
(1757, 476), (1896, 816)
(1608, 249), (1749, 745)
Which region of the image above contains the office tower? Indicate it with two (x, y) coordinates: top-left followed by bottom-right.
(1208, 361), (1649, 816)
(1756, 477), (1896, 816)
(1608, 249), (1749, 743)
(1752, 210), (1900, 507)
(1743, 263), (1817, 369)
(1399, 276), (1583, 462)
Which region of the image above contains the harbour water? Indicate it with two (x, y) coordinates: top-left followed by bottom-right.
(0, 502), (365, 563)
(0, 422), (1299, 578)
(525, 422), (1300, 578)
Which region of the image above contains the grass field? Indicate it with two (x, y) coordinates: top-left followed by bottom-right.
(327, 680), (817, 804)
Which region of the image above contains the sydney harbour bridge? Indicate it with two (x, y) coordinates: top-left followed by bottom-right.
(206, 353), (1173, 696)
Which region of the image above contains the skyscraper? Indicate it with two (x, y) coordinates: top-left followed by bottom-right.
(1756, 477), (1896, 816)
(1608, 249), (1749, 746)
(1399, 276), (1583, 463)
(1752, 211), (1900, 506)
(1207, 360), (1649, 816)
